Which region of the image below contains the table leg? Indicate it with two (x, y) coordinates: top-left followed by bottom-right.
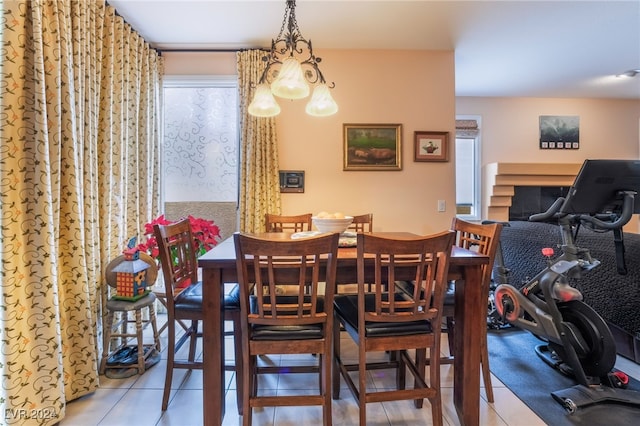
(453, 264), (482, 426)
(202, 267), (225, 425)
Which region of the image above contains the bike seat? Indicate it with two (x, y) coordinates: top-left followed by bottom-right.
(552, 282), (583, 302)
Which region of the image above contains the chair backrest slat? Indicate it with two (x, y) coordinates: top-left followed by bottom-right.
(153, 218), (199, 306)
(235, 233), (339, 327)
(451, 218), (502, 293)
(348, 213), (374, 233)
(265, 213), (313, 233)
(358, 231), (455, 324)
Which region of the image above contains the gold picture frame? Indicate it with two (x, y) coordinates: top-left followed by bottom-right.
(414, 131), (449, 162)
(343, 123), (402, 171)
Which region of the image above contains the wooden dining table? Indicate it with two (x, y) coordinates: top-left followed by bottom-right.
(198, 232), (489, 426)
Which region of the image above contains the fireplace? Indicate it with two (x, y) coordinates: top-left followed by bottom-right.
(509, 186), (570, 221)
(484, 162), (582, 221)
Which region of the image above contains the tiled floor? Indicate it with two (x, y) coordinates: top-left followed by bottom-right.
(62, 313), (640, 426)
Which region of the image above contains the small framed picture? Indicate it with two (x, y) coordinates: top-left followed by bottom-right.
(414, 131), (448, 162)
(539, 115), (580, 150)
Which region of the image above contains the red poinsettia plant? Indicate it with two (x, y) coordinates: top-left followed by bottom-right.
(137, 214), (221, 261)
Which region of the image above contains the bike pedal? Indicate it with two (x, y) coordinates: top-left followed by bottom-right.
(609, 371), (629, 389)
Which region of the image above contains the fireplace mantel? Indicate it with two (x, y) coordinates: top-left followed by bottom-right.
(484, 162), (582, 221)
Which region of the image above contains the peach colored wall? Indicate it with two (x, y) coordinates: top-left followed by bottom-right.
(163, 53), (640, 232)
(163, 49), (457, 234)
(276, 49), (456, 234)
(456, 97), (640, 165)
(457, 97), (640, 230)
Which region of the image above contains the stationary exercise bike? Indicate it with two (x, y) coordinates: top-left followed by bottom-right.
(494, 159), (640, 414)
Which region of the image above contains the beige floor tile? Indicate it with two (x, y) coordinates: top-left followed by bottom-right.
(97, 389), (165, 426)
(96, 372), (138, 390)
(62, 388), (128, 426)
(155, 389), (204, 426)
(487, 387), (546, 426)
(60, 313), (640, 426)
(274, 405), (324, 425)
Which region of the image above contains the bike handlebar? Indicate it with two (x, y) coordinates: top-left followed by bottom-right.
(579, 191), (636, 230)
(529, 197), (566, 222)
(529, 190), (636, 231)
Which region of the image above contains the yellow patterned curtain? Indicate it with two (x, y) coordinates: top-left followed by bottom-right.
(0, 1), (161, 424)
(236, 50), (281, 232)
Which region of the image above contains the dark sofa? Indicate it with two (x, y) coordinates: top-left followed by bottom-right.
(498, 220), (640, 363)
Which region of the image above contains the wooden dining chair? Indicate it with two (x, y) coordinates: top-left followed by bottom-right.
(441, 217), (502, 402)
(264, 212), (315, 295)
(337, 213), (374, 294)
(348, 213), (373, 233)
(264, 212), (312, 232)
(152, 284), (189, 337)
(333, 231), (455, 426)
(234, 232), (340, 426)
(153, 218), (243, 413)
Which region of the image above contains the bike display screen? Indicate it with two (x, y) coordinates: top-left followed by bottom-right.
(561, 159), (640, 215)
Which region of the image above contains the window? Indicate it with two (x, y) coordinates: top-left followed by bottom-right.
(161, 76), (238, 203)
(455, 117), (481, 221)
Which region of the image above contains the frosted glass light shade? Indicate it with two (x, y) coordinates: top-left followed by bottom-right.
(270, 57), (310, 100)
(248, 84), (281, 117)
(305, 84), (338, 117)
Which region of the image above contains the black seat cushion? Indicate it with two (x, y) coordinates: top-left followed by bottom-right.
(174, 281), (241, 312)
(224, 284), (241, 310)
(443, 281), (455, 306)
(250, 324), (324, 340)
(334, 293), (433, 339)
(174, 281), (203, 313)
(395, 280), (455, 306)
(249, 295), (326, 341)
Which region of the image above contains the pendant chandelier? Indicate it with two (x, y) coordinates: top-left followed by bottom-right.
(248, 0), (338, 118)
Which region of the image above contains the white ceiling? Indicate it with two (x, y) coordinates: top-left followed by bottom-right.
(108, 0), (640, 99)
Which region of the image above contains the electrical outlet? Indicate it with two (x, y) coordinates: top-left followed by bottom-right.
(437, 200), (446, 212)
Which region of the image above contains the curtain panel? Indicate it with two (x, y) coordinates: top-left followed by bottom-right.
(0, 1), (162, 424)
(236, 50), (281, 232)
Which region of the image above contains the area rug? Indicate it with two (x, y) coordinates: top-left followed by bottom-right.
(487, 327), (640, 425)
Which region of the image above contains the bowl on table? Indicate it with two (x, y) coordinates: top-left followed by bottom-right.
(312, 216), (354, 234)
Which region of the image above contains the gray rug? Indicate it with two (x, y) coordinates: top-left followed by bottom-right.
(487, 328), (640, 425)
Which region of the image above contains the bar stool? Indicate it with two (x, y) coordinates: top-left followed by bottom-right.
(99, 252), (161, 375)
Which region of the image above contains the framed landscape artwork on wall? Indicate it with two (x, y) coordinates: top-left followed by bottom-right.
(343, 123), (402, 171)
